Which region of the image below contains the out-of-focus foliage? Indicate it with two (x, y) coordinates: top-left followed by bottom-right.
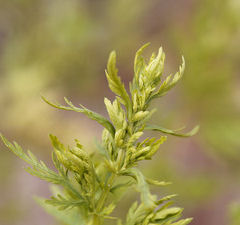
(0, 0), (150, 145)
(229, 203), (240, 225)
(171, 0), (240, 163)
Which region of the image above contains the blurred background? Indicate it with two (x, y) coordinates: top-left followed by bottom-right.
(0, 0), (240, 224)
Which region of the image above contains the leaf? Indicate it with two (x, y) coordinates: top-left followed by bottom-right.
(171, 218), (193, 225)
(110, 180), (134, 193)
(0, 134), (63, 184)
(104, 98), (126, 130)
(94, 139), (110, 159)
(42, 96), (115, 136)
(145, 124), (199, 137)
(45, 194), (85, 210)
(126, 201), (138, 224)
(152, 207), (182, 223)
(1, 134), (83, 199)
(132, 111), (150, 122)
(146, 136), (167, 159)
(101, 203), (116, 216)
(49, 134), (66, 152)
(35, 197), (87, 225)
(106, 51), (132, 117)
(146, 178), (171, 186)
(150, 56), (185, 99)
(123, 168), (157, 208)
(145, 47), (165, 84)
(156, 194), (178, 205)
(134, 43), (150, 81)
(125, 201), (154, 225)
(127, 131), (143, 147)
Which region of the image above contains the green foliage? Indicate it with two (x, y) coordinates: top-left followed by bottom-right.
(229, 203), (240, 225)
(41, 96), (116, 136)
(171, 0), (240, 164)
(36, 196), (88, 225)
(1, 44), (197, 225)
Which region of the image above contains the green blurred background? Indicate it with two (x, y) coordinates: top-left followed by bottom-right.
(0, 0), (240, 224)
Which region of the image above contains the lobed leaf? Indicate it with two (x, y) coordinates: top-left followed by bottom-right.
(35, 197), (87, 225)
(1, 134), (83, 199)
(45, 194), (85, 210)
(106, 51), (132, 117)
(150, 56), (185, 100)
(133, 43), (150, 82)
(0, 134), (63, 184)
(42, 96), (115, 136)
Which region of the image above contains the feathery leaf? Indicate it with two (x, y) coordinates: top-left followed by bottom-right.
(42, 96), (115, 136)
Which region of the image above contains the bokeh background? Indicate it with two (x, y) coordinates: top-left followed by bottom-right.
(0, 0), (240, 224)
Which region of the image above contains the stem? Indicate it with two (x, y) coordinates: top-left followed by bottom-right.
(96, 173), (116, 212)
(92, 214), (102, 225)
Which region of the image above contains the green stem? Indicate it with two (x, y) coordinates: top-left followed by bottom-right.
(96, 173), (116, 212)
(92, 214), (102, 225)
